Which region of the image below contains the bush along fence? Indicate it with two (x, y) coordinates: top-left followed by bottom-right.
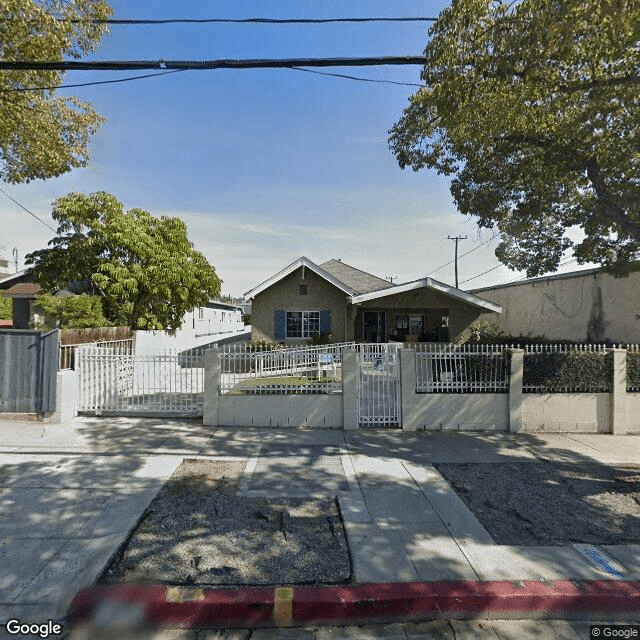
(200, 342), (639, 433)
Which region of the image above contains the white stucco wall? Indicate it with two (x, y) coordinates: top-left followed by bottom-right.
(522, 393), (611, 433)
(217, 394), (343, 428)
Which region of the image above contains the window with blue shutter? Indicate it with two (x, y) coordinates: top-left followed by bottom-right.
(274, 310), (286, 340)
(320, 309), (331, 335)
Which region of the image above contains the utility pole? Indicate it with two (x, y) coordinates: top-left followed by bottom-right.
(447, 235), (467, 288)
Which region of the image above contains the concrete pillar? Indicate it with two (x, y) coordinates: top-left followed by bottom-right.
(342, 349), (358, 430)
(611, 348), (628, 435)
(44, 370), (78, 423)
(203, 348), (220, 427)
(400, 348), (417, 431)
(508, 349), (524, 433)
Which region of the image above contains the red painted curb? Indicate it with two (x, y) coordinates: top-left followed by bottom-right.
(67, 580), (640, 628)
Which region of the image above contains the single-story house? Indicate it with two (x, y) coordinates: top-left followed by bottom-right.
(470, 266), (640, 343)
(244, 257), (501, 344)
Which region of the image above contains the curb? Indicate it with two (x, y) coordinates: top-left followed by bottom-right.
(67, 580), (640, 629)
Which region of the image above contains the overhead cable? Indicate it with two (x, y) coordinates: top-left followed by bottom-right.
(0, 56), (426, 72)
(3, 16), (438, 25)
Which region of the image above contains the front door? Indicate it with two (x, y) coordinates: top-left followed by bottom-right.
(363, 311), (385, 343)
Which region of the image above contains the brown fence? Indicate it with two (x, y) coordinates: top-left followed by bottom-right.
(60, 326), (132, 346)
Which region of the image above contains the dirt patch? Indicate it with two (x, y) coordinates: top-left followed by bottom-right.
(100, 459), (352, 587)
(435, 462), (640, 546)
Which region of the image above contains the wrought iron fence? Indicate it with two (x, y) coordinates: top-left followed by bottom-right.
(415, 343), (509, 393)
(219, 341), (357, 394)
(521, 343), (612, 393)
(76, 345), (203, 415)
(626, 344), (640, 393)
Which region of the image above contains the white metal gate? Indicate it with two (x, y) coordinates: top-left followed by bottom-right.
(76, 346), (204, 416)
(356, 346), (401, 428)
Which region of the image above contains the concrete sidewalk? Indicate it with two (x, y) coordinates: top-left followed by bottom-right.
(0, 417), (639, 638)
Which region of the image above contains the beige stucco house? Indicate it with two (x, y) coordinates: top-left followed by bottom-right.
(244, 257), (501, 344)
(470, 266), (640, 343)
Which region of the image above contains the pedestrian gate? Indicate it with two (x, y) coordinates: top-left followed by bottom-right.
(356, 347), (401, 428)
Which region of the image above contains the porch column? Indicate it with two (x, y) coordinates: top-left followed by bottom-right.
(342, 349), (358, 430)
(508, 348), (524, 433)
(203, 348), (220, 427)
(400, 348), (417, 431)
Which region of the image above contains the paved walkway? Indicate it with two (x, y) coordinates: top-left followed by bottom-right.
(0, 418), (639, 639)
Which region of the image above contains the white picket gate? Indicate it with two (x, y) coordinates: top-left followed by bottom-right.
(356, 345), (401, 428)
(76, 346), (204, 416)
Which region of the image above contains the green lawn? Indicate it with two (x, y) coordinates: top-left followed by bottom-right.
(229, 375), (339, 394)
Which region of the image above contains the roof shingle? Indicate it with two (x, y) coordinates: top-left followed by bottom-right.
(320, 259), (393, 295)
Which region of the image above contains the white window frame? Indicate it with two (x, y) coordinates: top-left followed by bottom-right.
(286, 311), (320, 338)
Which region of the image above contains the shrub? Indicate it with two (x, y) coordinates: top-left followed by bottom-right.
(627, 352), (640, 390)
(523, 350), (612, 392)
(308, 332), (333, 346)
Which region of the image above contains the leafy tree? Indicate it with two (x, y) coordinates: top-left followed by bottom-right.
(389, 0), (640, 277)
(26, 192), (222, 331)
(0, 291), (11, 319)
(0, 0), (112, 183)
(33, 292), (109, 329)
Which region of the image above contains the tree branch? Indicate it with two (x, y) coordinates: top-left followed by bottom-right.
(586, 159), (640, 241)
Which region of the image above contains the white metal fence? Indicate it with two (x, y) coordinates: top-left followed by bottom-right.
(219, 342), (356, 394)
(415, 344), (510, 393)
(77, 345), (204, 415)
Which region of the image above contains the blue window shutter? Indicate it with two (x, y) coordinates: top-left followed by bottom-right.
(320, 309), (331, 335)
(274, 310), (286, 340)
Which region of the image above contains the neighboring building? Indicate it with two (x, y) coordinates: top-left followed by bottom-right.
(244, 257), (501, 344)
(134, 300), (248, 351)
(470, 266), (640, 343)
(0, 272), (42, 329)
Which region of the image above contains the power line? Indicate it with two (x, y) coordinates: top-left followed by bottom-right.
(459, 264), (503, 284)
(426, 233), (502, 277)
(0, 69), (188, 93)
(0, 56), (426, 72)
(4, 16), (438, 25)
(0, 188), (57, 233)
(289, 67), (424, 87)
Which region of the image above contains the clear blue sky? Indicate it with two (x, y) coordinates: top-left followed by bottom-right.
(0, 0), (584, 296)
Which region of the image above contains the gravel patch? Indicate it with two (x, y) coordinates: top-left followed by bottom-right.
(435, 462), (640, 546)
(101, 459), (352, 587)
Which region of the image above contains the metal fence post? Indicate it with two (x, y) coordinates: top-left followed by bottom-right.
(508, 348), (524, 432)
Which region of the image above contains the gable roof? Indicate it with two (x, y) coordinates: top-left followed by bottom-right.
(319, 259), (393, 295)
(244, 257), (357, 299)
(351, 276), (502, 313)
(244, 256), (501, 313)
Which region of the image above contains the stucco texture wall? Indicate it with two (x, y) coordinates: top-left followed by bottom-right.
(472, 270), (640, 343)
(251, 267), (349, 343)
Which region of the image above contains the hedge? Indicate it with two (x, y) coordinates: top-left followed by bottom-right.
(523, 350), (612, 392)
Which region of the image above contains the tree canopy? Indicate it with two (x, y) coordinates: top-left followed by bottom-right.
(0, 0), (112, 183)
(389, 0), (640, 277)
(34, 292), (109, 329)
(26, 192), (222, 331)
